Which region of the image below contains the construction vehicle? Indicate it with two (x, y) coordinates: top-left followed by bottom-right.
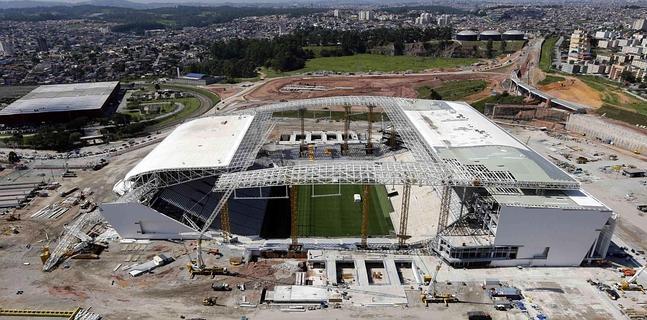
(202, 297), (219, 306)
(421, 264), (458, 306)
(212, 283), (232, 291)
(187, 263), (231, 279)
(616, 265), (646, 292)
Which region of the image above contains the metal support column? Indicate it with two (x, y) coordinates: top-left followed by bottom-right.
(290, 185), (299, 248)
(366, 104), (375, 155)
(220, 201), (230, 242)
(437, 186), (452, 234)
(342, 104), (351, 156)
(299, 108), (306, 157)
(360, 184), (370, 247)
(398, 183), (411, 247)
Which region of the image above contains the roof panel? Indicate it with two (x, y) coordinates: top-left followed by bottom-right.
(124, 115), (255, 180)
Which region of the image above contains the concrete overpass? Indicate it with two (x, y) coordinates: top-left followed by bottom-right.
(509, 72), (588, 113)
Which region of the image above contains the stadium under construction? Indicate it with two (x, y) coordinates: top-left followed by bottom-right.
(100, 96), (617, 267)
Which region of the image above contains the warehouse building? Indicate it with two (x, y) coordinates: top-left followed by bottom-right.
(170, 73), (223, 86)
(0, 81), (120, 125)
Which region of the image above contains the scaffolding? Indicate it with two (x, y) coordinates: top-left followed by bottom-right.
(212, 161), (579, 191)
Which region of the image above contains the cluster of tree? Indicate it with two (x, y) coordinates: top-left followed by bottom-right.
(189, 26), (452, 78)
(111, 21), (165, 34)
(0, 5), (323, 28)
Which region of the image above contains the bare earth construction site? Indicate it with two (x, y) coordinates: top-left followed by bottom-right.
(2, 87), (646, 320)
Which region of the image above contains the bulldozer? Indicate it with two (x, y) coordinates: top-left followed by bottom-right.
(421, 264), (458, 307)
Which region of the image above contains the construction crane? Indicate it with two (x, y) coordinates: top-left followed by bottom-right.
(617, 264), (646, 292)
(422, 263), (458, 306)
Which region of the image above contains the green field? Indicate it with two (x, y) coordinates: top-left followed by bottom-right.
(303, 45), (342, 57)
(596, 104), (647, 125)
(539, 37), (558, 72)
(298, 54), (477, 74)
(297, 185), (394, 237)
(537, 75), (565, 86)
(416, 80), (487, 101)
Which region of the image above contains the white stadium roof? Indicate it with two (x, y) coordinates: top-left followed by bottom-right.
(124, 115), (255, 181)
(0, 81), (119, 115)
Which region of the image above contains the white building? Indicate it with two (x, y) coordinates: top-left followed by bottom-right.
(358, 10), (374, 21)
(333, 9), (340, 18)
(415, 12), (433, 25)
(632, 18), (647, 31)
(0, 39), (15, 57)
(437, 14), (451, 26)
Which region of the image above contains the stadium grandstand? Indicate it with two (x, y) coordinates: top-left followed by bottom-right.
(100, 96), (616, 267)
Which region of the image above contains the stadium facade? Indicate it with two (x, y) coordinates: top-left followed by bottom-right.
(100, 96), (616, 267)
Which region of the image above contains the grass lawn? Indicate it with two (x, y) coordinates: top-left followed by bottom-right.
(538, 75), (565, 86)
(297, 185), (394, 237)
(303, 45), (342, 57)
(151, 97), (201, 127)
(417, 80), (487, 101)
(160, 84), (221, 106)
(596, 104), (647, 126)
(539, 37), (558, 72)
(299, 54), (477, 74)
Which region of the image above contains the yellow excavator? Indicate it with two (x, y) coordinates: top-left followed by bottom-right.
(421, 263), (458, 306)
(617, 265), (646, 293)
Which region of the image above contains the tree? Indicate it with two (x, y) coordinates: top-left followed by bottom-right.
(620, 70), (637, 83)
(394, 40), (405, 56)
(7, 151), (19, 163)
(429, 89), (442, 100)
(501, 40), (507, 53)
(486, 40), (494, 59)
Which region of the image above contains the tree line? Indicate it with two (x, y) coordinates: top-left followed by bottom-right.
(187, 26), (453, 79)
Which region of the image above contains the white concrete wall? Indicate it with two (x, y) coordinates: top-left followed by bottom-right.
(99, 202), (197, 239)
(566, 114), (647, 153)
(492, 205), (613, 267)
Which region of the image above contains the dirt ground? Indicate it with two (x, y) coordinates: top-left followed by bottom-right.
(244, 73), (505, 103)
(538, 77), (604, 108)
(204, 84), (244, 101)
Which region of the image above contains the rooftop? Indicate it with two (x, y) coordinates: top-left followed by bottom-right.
(124, 115), (255, 181)
(0, 81), (119, 115)
(492, 190), (608, 210)
(403, 100), (577, 185)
